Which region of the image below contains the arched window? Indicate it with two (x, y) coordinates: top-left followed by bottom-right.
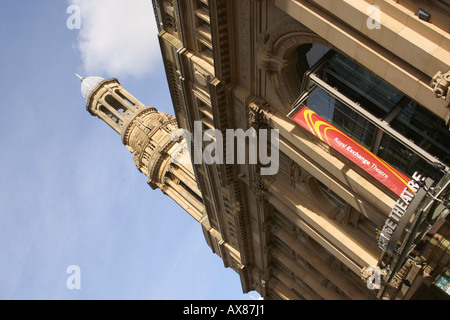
(100, 105), (119, 124)
(105, 94), (126, 115)
(296, 43), (330, 90)
(317, 180), (347, 212)
(115, 89), (135, 108)
(179, 180), (203, 204)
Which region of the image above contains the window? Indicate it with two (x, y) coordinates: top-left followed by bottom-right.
(105, 94), (126, 115)
(100, 105), (119, 124)
(197, 41), (213, 64)
(198, 101), (214, 130)
(317, 180), (347, 211)
(115, 89), (135, 107)
(296, 44), (330, 87)
(315, 53), (404, 119)
(179, 181), (203, 204)
(306, 86), (376, 149)
(389, 100), (450, 165)
(292, 50), (450, 182)
(192, 0), (213, 64)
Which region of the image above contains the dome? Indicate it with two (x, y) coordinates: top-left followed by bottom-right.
(76, 74), (105, 100)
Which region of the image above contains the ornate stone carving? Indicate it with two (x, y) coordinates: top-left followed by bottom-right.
(251, 173), (267, 203)
(289, 160), (301, 187)
(259, 265), (273, 282)
(431, 71), (450, 125)
(263, 220), (281, 235)
(431, 70), (450, 99)
(257, 23), (334, 70)
(248, 103), (270, 130)
(257, 23), (337, 109)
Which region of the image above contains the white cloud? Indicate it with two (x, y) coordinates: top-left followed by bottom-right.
(70, 0), (160, 78)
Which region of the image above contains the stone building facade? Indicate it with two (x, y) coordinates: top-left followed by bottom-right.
(150, 0), (450, 300)
(80, 0), (450, 299)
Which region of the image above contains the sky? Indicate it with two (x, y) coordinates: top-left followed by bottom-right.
(0, 0), (259, 300)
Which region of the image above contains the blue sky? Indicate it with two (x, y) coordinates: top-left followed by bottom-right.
(0, 0), (259, 300)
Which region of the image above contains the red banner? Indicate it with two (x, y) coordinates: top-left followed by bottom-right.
(292, 106), (410, 196)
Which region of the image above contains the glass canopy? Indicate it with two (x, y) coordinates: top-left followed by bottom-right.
(290, 50), (450, 182)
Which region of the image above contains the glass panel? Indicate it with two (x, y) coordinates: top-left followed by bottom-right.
(378, 134), (442, 182)
(296, 50), (449, 182)
(315, 53), (404, 119)
(296, 44), (330, 84)
(306, 87), (376, 149)
(390, 100), (450, 166)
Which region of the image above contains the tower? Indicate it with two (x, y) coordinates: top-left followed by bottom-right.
(78, 75), (205, 222)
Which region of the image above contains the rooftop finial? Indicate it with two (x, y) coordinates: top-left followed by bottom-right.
(75, 73), (85, 81)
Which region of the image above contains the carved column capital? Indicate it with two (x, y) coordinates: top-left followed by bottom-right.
(251, 173), (268, 203)
(248, 102), (271, 130)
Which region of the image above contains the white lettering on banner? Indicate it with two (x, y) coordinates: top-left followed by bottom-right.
(378, 172), (424, 251)
(371, 163), (389, 179)
(334, 137), (347, 149)
(333, 137), (373, 167)
(345, 145), (372, 166)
